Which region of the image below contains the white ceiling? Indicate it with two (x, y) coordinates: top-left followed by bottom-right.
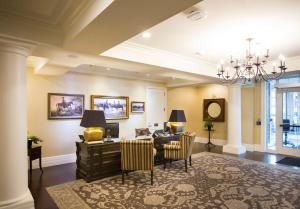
(109, 0), (300, 64)
(1, 0), (300, 86)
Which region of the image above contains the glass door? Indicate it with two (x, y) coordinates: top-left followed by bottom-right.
(276, 87), (300, 157)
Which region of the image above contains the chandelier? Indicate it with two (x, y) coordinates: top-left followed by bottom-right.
(217, 38), (287, 84)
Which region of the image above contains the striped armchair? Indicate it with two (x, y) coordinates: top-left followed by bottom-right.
(163, 132), (196, 172)
(120, 139), (155, 185)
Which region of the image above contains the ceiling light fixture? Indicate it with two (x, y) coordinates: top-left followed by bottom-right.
(106, 67), (111, 71)
(217, 38), (287, 84)
(142, 32), (152, 39)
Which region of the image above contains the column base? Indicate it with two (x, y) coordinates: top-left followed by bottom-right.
(0, 190), (34, 209)
(223, 144), (246, 155)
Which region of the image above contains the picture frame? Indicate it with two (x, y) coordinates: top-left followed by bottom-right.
(131, 101), (145, 113)
(203, 98), (225, 122)
(91, 95), (129, 120)
(48, 93), (85, 120)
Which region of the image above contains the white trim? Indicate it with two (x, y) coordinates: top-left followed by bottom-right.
(260, 81), (267, 152)
(102, 41), (217, 77)
(194, 137), (226, 146)
(0, 190), (34, 209)
(31, 153), (76, 169)
(243, 144), (254, 152)
(275, 83), (300, 89)
(242, 143), (265, 152)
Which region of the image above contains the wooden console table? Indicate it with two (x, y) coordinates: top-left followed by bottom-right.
(28, 145), (43, 173)
(76, 141), (121, 182)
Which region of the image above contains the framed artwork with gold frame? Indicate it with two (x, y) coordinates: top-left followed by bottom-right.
(48, 93), (84, 120)
(91, 95), (129, 120)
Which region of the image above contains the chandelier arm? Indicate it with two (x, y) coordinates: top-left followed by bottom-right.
(216, 38), (286, 83)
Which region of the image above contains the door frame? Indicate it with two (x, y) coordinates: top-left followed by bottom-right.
(275, 86), (300, 157)
(146, 86), (167, 131)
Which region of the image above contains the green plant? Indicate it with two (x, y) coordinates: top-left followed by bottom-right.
(204, 117), (214, 130)
(27, 133), (43, 144)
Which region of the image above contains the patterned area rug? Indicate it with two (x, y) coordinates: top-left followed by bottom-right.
(47, 152), (300, 209)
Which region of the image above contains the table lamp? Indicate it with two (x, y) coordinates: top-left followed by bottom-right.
(80, 110), (106, 142)
(168, 110), (186, 134)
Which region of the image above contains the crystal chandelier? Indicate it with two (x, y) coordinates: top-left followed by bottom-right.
(217, 38), (287, 84)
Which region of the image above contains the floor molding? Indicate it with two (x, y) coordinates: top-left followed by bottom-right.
(0, 190), (34, 209)
(31, 153), (76, 169)
(195, 137), (226, 146)
(243, 143), (266, 152)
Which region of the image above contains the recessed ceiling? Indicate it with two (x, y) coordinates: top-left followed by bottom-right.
(127, 0), (300, 63)
(0, 0), (73, 25)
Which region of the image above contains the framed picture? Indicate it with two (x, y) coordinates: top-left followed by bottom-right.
(203, 98), (225, 122)
(48, 93), (85, 119)
(91, 95), (129, 120)
(131, 101), (145, 113)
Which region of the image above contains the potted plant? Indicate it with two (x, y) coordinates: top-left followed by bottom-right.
(204, 117), (214, 131)
(27, 133), (43, 149)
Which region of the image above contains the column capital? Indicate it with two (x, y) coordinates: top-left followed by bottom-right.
(0, 35), (36, 57)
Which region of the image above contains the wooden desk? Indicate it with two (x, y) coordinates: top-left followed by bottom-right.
(28, 145), (43, 173)
(76, 141), (121, 182)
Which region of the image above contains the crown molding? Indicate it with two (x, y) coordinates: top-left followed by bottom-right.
(102, 41), (218, 78)
(61, 0), (97, 30)
(0, 35), (37, 56)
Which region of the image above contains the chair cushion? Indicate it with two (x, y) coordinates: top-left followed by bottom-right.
(135, 128), (151, 137)
(163, 144), (181, 150)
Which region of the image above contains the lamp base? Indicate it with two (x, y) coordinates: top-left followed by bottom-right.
(84, 127), (104, 142)
(170, 122), (184, 135)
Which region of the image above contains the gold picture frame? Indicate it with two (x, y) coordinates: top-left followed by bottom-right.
(48, 93), (85, 120)
(91, 95), (129, 120)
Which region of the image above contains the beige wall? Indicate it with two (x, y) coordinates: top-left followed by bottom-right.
(241, 83), (262, 145)
(168, 84), (262, 145)
(241, 87), (254, 144)
(27, 70), (164, 157)
(167, 84), (228, 141)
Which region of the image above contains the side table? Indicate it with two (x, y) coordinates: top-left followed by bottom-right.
(28, 145), (43, 173)
(204, 128), (215, 149)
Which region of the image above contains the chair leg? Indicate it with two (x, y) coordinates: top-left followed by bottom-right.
(189, 156), (192, 166)
(169, 159), (172, 164)
(151, 170), (153, 185)
(164, 158), (166, 169)
(125, 171), (129, 176)
(122, 170), (125, 184)
(185, 160), (187, 172)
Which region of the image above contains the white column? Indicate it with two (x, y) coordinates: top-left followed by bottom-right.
(223, 85), (246, 154)
(0, 41), (34, 209)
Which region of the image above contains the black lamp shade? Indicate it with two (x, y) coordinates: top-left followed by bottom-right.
(169, 110), (186, 122)
(80, 110), (106, 128)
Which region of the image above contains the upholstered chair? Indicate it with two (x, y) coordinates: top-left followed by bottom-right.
(163, 132), (196, 172)
(120, 139), (156, 185)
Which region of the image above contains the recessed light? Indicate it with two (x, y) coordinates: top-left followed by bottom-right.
(142, 32), (152, 39)
(106, 67), (111, 71)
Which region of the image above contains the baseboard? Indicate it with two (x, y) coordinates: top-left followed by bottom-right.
(195, 137), (226, 146)
(31, 153), (76, 169)
(243, 143), (265, 152)
(0, 190), (34, 209)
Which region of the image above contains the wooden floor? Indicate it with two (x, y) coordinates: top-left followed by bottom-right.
(28, 143), (298, 209)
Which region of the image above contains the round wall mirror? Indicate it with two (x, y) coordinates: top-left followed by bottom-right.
(207, 102), (221, 118)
